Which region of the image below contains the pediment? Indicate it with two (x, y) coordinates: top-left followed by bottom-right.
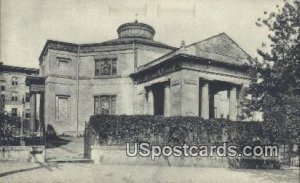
(185, 33), (251, 64)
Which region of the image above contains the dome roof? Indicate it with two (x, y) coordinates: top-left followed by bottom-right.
(117, 21), (155, 40)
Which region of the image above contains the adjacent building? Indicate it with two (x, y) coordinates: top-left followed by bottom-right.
(26, 21), (255, 136)
(0, 62), (39, 119)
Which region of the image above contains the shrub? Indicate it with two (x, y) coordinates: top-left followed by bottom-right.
(88, 115), (264, 148)
(0, 112), (20, 145)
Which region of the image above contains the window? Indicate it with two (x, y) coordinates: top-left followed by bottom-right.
(11, 92), (18, 101)
(25, 93), (30, 102)
(57, 57), (71, 68)
(94, 95), (116, 115)
(95, 58), (117, 76)
(55, 95), (71, 121)
(11, 108), (18, 117)
(25, 109), (30, 118)
(11, 77), (18, 86)
(0, 81), (5, 91)
(1, 94), (5, 102)
(0, 94), (5, 108)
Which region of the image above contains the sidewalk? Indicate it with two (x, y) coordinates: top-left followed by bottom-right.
(45, 136), (85, 162)
(0, 162), (299, 183)
(0, 136), (298, 183)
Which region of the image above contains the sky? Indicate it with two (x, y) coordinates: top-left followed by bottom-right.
(0, 0), (283, 68)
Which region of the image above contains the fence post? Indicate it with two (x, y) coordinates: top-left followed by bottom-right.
(84, 121), (91, 159)
(84, 122), (87, 158)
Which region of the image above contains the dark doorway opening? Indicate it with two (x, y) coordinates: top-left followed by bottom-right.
(152, 84), (165, 115)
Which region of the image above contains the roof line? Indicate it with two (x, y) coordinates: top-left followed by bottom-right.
(134, 53), (248, 74)
(0, 64), (39, 73)
(185, 32), (254, 60)
(221, 33), (254, 60)
(184, 32), (226, 48)
(39, 39), (79, 62)
(80, 39), (176, 49)
(137, 48), (180, 71)
(39, 38), (177, 62)
(136, 32), (234, 71)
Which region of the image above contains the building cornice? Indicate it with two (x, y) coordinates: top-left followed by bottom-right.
(39, 39), (177, 63)
(0, 64), (39, 74)
(130, 54), (250, 84)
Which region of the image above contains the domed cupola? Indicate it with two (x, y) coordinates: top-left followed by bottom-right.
(117, 20), (155, 40)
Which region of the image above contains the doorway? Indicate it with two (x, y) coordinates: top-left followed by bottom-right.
(152, 84), (165, 115)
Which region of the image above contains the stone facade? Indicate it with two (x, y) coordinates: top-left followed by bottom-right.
(26, 21), (258, 136)
(0, 62), (39, 118)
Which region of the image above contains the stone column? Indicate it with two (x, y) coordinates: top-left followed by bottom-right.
(30, 93), (36, 133)
(237, 85), (244, 119)
(229, 86), (237, 121)
(164, 84), (171, 116)
(143, 91), (148, 115)
(39, 93), (45, 135)
(201, 81), (209, 119)
(148, 89), (154, 115)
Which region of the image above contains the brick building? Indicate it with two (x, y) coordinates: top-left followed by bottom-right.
(0, 62), (39, 118)
(26, 21), (256, 136)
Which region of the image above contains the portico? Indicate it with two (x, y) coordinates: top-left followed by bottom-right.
(132, 52), (250, 121)
(25, 76), (45, 136)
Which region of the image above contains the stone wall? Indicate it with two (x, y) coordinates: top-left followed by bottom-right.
(90, 145), (229, 168)
(136, 44), (173, 67)
(0, 146), (45, 163)
(44, 77), (77, 135)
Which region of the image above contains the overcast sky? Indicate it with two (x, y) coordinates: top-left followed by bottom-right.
(0, 0), (282, 68)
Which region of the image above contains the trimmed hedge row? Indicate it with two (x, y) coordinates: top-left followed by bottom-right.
(89, 115), (268, 148)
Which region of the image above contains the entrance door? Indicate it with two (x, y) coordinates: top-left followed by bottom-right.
(152, 84), (165, 115)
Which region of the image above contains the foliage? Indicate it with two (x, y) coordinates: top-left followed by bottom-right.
(246, 0), (300, 144)
(0, 112), (19, 145)
(0, 112), (45, 146)
(89, 115), (265, 149)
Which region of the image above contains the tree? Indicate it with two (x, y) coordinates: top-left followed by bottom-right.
(247, 0), (300, 148)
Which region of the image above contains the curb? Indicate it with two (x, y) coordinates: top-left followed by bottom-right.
(47, 159), (93, 163)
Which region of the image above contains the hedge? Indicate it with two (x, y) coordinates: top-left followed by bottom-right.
(88, 115), (268, 149)
(0, 112), (19, 145)
(0, 112), (44, 146)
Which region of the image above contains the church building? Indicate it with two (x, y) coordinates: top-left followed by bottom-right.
(26, 21), (253, 135)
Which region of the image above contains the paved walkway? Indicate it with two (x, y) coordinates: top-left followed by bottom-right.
(0, 162), (299, 183)
(0, 137), (299, 182)
(45, 136), (85, 161)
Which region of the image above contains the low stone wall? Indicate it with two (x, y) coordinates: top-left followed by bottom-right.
(90, 145), (229, 167)
(0, 146), (45, 163)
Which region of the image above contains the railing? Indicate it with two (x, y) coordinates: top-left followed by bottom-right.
(279, 144), (300, 167)
(0, 113), (45, 146)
